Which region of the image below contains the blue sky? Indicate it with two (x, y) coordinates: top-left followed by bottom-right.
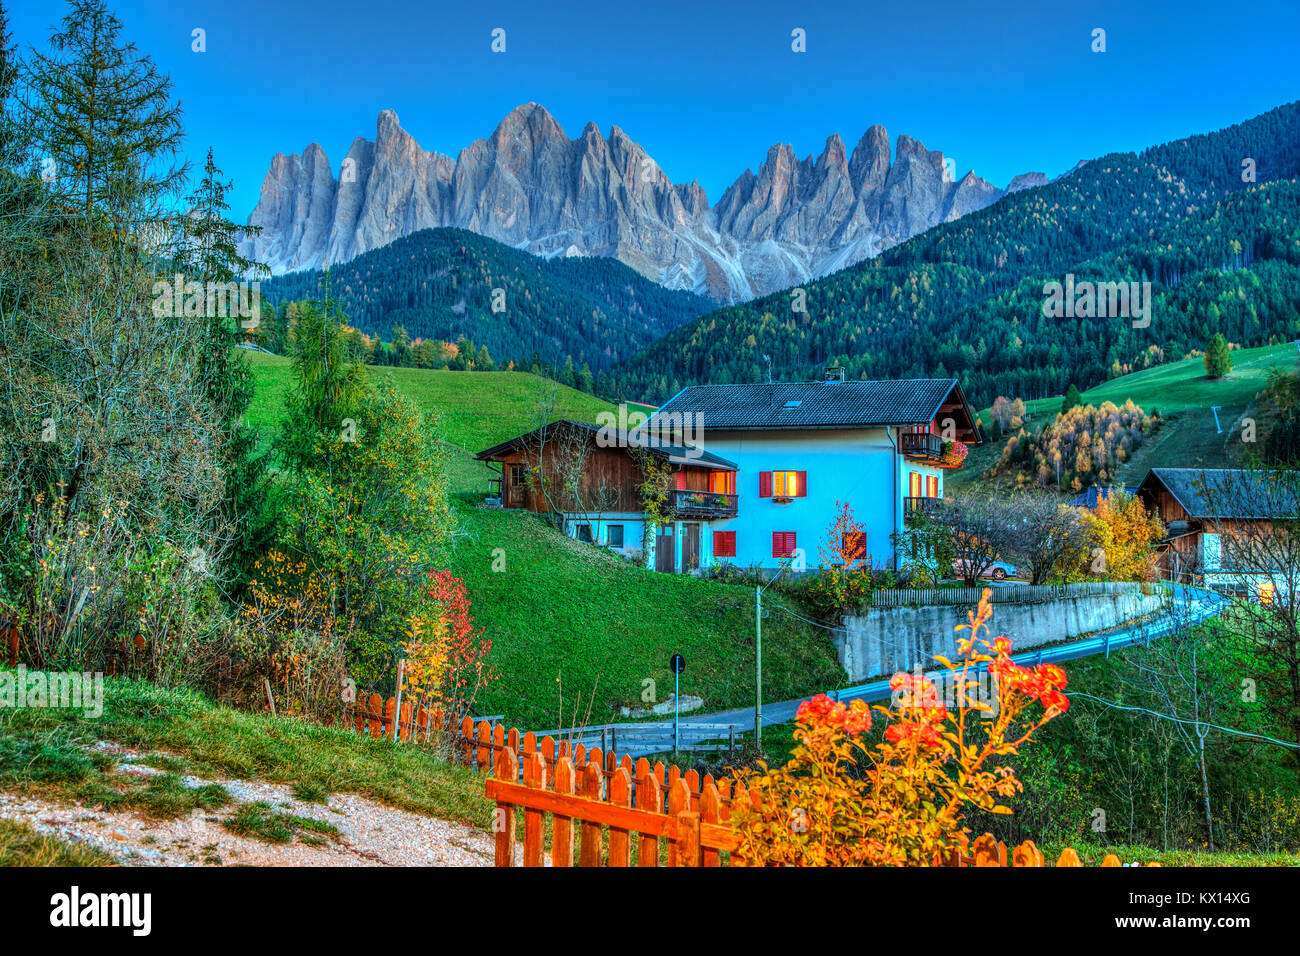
(9, 0), (1300, 219)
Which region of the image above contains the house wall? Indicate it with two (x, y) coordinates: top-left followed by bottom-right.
(496, 440), (645, 513)
(561, 513), (648, 560)
(694, 427), (946, 570)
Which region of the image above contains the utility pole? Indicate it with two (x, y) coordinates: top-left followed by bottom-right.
(755, 555), (795, 747)
(755, 585), (762, 745)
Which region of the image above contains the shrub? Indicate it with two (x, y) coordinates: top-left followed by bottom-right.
(729, 592), (1068, 865)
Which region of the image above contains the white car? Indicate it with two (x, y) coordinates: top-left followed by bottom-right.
(952, 557), (1019, 581)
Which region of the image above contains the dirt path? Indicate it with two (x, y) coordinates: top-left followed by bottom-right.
(0, 744), (503, 867)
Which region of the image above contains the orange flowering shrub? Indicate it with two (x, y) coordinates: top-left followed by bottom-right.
(729, 591), (1068, 866)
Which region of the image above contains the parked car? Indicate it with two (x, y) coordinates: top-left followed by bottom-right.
(952, 556), (1019, 581)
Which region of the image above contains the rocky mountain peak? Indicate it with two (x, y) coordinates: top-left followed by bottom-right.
(240, 106), (1013, 302)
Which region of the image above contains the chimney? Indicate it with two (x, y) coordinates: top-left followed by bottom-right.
(824, 365), (845, 383)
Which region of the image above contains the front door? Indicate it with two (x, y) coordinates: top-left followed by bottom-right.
(682, 523), (701, 572)
(655, 525), (675, 573)
(505, 463), (526, 509)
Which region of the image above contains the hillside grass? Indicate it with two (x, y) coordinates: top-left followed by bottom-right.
(244, 352), (846, 729)
(450, 500), (844, 729)
(951, 343), (1298, 491)
(0, 674), (492, 829)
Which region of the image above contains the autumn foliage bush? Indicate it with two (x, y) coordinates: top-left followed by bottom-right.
(729, 592), (1069, 865)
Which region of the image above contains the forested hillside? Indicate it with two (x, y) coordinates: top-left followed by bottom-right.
(615, 102), (1300, 407)
(260, 227), (710, 374)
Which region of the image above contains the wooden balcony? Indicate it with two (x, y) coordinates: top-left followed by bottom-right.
(900, 432), (969, 469)
(671, 489), (738, 519)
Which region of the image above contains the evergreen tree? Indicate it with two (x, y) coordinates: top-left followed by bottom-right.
(1061, 383), (1083, 413)
(1204, 333), (1232, 378)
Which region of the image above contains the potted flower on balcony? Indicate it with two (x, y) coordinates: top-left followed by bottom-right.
(939, 439), (968, 468)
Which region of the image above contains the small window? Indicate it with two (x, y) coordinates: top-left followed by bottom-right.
(772, 531), (797, 558)
(1258, 581), (1275, 606)
(607, 525), (624, 548)
(709, 471), (736, 494)
(926, 474), (939, 498)
(714, 530), (736, 557)
(509, 464), (526, 487)
(575, 524), (593, 543)
(909, 471), (922, 497)
(783, 400), (802, 408)
(772, 471), (806, 497)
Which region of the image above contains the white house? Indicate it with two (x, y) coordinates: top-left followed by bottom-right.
(475, 369), (981, 574)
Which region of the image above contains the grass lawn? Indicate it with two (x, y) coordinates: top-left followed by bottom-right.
(0, 819), (117, 866)
(0, 675), (491, 830)
(450, 500), (845, 729)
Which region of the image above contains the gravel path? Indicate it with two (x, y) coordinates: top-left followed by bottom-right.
(0, 744), (504, 867)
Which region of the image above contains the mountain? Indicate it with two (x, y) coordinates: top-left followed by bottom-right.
(258, 227), (711, 372)
(240, 104), (1016, 303)
(613, 102), (1300, 407)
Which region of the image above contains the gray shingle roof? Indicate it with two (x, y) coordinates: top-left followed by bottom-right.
(1141, 468), (1300, 519)
(475, 420), (738, 470)
(648, 379), (974, 433)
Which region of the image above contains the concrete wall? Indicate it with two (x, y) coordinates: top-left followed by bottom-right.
(833, 588), (1167, 681)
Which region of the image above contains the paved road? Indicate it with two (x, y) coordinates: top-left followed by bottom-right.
(533, 585), (1230, 757)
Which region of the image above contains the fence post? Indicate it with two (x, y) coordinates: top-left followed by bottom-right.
(674, 811), (700, 867)
(523, 750), (546, 867)
(579, 761), (604, 867)
(552, 757), (576, 867)
(493, 747), (518, 867)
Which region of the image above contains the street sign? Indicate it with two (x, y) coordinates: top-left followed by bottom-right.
(669, 653), (685, 675)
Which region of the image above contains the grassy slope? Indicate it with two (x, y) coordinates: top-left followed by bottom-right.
(0, 676), (490, 828)
(949, 343), (1299, 492)
(244, 351), (845, 728)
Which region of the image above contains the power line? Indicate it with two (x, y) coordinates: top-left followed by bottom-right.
(1070, 691), (1300, 751)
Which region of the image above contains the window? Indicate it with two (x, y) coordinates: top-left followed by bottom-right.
(1258, 581), (1276, 606)
(607, 525), (624, 548)
(713, 530), (736, 557)
(842, 531), (866, 561)
(909, 471), (922, 497)
(708, 471), (736, 494)
(760, 471), (807, 498)
(575, 524), (593, 543)
(509, 464), (526, 487)
(926, 474), (939, 498)
(772, 531), (797, 558)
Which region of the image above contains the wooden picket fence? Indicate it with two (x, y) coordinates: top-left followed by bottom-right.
(343, 694), (1157, 868)
(484, 748), (1156, 867)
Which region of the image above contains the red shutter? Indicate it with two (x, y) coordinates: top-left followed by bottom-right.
(713, 530), (735, 557)
(795, 470), (808, 498)
(926, 474), (939, 498)
(673, 471), (686, 490)
(773, 531), (795, 558)
(843, 531), (866, 561)
(759, 471), (773, 497)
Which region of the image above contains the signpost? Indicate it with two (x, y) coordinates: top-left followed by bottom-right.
(669, 653), (686, 753)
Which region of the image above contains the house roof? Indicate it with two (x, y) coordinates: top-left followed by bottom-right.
(1068, 486), (1139, 509)
(1137, 468), (1300, 520)
(474, 420), (738, 470)
(647, 378), (981, 439)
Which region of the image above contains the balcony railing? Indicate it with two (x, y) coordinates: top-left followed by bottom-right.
(900, 432), (969, 469)
(904, 496), (948, 515)
(671, 489), (739, 518)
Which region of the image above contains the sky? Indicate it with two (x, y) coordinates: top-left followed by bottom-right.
(8, 0), (1300, 220)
